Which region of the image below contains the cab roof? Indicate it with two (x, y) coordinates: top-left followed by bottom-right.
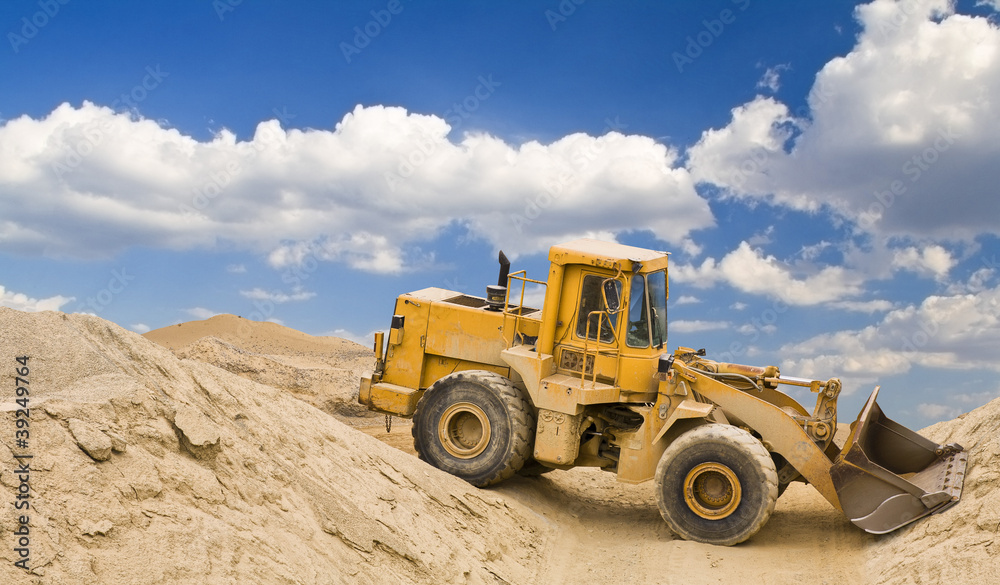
(548, 238), (669, 272)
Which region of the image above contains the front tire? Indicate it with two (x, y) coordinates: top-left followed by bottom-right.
(412, 371), (533, 487)
(654, 424), (778, 546)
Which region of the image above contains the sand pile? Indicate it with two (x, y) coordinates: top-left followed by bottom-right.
(864, 399), (1000, 584)
(144, 316), (374, 419)
(0, 309), (550, 584)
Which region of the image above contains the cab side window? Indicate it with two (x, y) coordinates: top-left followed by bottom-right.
(575, 274), (619, 343)
(626, 275), (649, 348)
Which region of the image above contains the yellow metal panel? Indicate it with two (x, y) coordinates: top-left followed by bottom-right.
(368, 382), (424, 417)
(616, 406), (667, 484)
(359, 374), (373, 406)
(500, 345), (554, 407)
(380, 294), (432, 390)
(548, 238), (670, 273)
(652, 399), (715, 444)
(419, 356), (509, 389)
(423, 299), (507, 366)
(535, 373), (620, 414)
(616, 354), (659, 395)
(533, 409), (583, 465)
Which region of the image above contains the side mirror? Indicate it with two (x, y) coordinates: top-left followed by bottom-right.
(602, 279), (621, 314)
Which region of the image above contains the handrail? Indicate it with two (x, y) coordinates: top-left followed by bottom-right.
(503, 270), (546, 348)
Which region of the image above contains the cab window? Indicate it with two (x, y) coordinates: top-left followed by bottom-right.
(626, 275), (649, 348)
(647, 270), (668, 348)
(575, 274), (619, 343)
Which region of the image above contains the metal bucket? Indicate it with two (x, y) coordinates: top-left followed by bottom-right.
(831, 387), (968, 534)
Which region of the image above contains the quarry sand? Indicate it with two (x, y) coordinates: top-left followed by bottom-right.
(1, 310), (997, 583)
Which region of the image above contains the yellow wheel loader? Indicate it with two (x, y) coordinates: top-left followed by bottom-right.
(359, 239), (967, 545)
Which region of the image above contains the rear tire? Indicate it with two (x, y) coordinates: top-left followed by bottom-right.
(412, 371), (534, 487)
(655, 424), (778, 546)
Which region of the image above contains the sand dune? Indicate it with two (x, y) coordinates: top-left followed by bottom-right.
(144, 315), (374, 420)
(0, 310), (548, 584)
(2, 309), (997, 584)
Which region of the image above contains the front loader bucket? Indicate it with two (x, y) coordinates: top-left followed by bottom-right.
(830, 386), (967, 534)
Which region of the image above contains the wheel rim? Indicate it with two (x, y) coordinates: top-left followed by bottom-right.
(439, 402), (492, 458)
(683, 462), (742, 520)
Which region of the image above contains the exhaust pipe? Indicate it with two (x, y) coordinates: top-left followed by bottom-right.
(497, 250), (510, 286)
(487, 251), (511, 311)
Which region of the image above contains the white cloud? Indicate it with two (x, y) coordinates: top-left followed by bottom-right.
(891, 245), (955, 279)
(320, 327), (378, 346)
(946, 267), (996, 294)
(671, 241), (865, 305)
(687, 1), (1000, 241)
(0, 102), (714, 272)
(130, 323), (151, 333)
(917, 403), (961, 420)
(730, 302), (748, 311)
(756, 64), (789, 93)
(0, 285), (73, 312)
(226, 264), (247, 274)
(672, 320), (730, 333)
(780, 283), (1000, 386)
(239, 288), (316, 303)
(673, 295), (701, 305)
(827, 299), (895, 313)
(184, 307), (219, 320)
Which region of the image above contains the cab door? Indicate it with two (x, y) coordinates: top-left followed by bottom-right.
(552, 269), (623, 384)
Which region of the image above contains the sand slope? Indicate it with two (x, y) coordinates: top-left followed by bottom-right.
(0, 309), (550, 584)
(864, 402), (1000, 584)
(4, 309), (996, 584)
(144, 315), (374, 419)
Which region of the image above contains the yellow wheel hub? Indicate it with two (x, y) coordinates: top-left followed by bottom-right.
(439, 402), (491, 459)
(683, 462), (742, 520)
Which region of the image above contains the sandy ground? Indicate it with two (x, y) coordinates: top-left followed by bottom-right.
(2, 311), (996, 584)
(360, 419), (870, 585)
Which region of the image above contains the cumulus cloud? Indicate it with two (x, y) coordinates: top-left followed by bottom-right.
(130, 323), (151, 333)
(0, 102), (714, 272)
(0, 285), (73, 312)
(671, 320), (730, 333)
(673, 295), (701, 305)
(184, 307), (219, 319)
(239, 288), (317, 303)
(671, 241), (865, 305)
(780, 283), (1000, 389)
(891, 245), (955, 279)
(687, 0), (1000, 240)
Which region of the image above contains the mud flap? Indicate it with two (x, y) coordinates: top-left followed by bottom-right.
(830, 386), (967, 534)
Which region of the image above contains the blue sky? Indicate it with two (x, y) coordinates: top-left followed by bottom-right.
(3, 0), (1000, 427)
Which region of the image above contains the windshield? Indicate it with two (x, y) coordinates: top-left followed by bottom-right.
(626, 271), (668, 349)
(647, 270), (667, 348)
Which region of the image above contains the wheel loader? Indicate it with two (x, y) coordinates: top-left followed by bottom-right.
(358, 239), (967, 545)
